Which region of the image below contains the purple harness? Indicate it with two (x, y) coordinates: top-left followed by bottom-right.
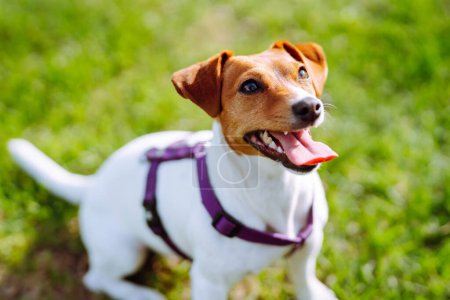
(143, 141), (314, 260)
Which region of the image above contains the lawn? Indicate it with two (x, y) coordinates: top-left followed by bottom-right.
(0, 0), (449, 299)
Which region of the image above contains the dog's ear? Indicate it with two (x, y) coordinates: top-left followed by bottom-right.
(171, 50), (234, 118)
(272, 40), (328, 97)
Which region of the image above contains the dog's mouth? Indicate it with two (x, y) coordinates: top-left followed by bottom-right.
(243, 129), (338, 173)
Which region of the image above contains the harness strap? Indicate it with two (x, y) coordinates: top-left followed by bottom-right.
(143, 146), (193, 260)
(196, 153), (314, 247)
(143, 141), (314, 261)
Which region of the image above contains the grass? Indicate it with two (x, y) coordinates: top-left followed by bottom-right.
(0, 0), (449, 299)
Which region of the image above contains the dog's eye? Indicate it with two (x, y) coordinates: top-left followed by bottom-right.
(239, 80), (262, 94)
(298, 66), (309, 80)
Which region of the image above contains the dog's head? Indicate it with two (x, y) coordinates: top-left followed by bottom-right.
(172, 40), (337, 173)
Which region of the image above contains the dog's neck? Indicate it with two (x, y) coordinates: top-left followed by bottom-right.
(206, 121), (316, 237)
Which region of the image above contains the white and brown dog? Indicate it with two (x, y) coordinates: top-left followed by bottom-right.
(8, 40), (338, 300)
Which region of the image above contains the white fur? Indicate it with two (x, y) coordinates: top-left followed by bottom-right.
(290, 87), (325, 128)
(8, 139), (91, 204)
(8, 122), (337, 300)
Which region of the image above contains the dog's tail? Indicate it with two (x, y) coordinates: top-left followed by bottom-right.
(7, 139), (92, 204)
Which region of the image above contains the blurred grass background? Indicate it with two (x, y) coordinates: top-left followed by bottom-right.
(0, 0), (449, 299)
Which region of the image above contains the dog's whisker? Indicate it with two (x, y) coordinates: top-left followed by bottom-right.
(323, 103), (337, 110)
(323, 111), (335, 120)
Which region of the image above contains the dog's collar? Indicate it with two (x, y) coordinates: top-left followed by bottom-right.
(143, 141), (314, 260)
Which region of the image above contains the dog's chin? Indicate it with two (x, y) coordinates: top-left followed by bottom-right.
(243, 131), (318, 174)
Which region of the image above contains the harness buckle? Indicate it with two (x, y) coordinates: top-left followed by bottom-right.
(212, 210), (243, 238)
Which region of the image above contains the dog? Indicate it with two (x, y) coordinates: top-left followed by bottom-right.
(8, 40), (338, 300)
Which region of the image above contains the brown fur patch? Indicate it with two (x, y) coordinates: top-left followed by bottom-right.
(172, 41), (328, 157)
(218, 48), (319, 155)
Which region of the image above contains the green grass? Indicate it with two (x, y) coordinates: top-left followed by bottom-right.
(0, 0), (449, 299)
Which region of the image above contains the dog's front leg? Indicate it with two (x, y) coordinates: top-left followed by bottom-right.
(288, 228), (337, 300)
(190, 262), (231, 300)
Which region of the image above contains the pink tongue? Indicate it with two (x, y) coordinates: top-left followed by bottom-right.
(271, 130), (338, 166)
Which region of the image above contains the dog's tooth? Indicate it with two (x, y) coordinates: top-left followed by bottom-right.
(277, 146), (283, 153)
(260, 131), (272, 145)
(269, 141), (277, 150)
(284, 131), (288, 135)
(262, 131), (270, 143)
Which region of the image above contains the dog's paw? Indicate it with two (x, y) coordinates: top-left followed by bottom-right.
(297, 279), (338, 300)
(83, 272), (165, 300)
(124, 289), (165, 300)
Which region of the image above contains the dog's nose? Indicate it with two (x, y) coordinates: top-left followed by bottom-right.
(292, 97), (323, 123)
